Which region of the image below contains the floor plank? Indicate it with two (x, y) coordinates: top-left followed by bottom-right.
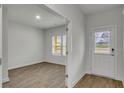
(74, 74), (123, 88)
(3, 62), (65, 88)
(3, 63), (123, 88)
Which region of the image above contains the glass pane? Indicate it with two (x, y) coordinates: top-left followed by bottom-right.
(62, 35), (66, 56)
(95, 31), (111, 54)
(52, 36), (61, 56)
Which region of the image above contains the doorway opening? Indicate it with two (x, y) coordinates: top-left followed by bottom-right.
(2, 4), (69, 88)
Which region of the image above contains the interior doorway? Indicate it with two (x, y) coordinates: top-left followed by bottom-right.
(2, 4), (69, 88)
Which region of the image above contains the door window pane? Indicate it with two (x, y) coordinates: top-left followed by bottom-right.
(95, 31), (111, 54)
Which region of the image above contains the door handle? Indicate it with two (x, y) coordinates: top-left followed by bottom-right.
(111, 48), (115, 56)
(112, 48), (114, 52)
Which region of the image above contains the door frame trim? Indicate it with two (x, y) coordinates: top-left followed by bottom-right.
(89, 25), (117, 80)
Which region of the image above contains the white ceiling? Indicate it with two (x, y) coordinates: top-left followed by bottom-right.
(7, 5), (65, 30)
(78, 4), (121, 14)
(7, 4), (122, 29)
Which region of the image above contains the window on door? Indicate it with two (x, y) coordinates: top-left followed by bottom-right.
(52, 35), (66, 56)
(95, 31), (111, 54)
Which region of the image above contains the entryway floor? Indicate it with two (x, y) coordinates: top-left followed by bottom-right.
(74, 74), (123, 88)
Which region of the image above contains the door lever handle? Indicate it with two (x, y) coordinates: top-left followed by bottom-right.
(112, 48), (115, 52)
(111, 48), (115, 56)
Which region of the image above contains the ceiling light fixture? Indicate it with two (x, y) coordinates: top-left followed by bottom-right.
(35, 15), (41, 20)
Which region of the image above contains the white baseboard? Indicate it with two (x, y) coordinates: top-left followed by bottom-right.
(2, 76), (9, 83)
(85, 71), (91, 74)
(8, 58), (66, 70)
(44, 60), (65, 66)
(8, 61), (44, 70)
(71, 72), (85, 88)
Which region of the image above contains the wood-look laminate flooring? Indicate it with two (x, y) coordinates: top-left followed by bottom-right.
(3, 62), (123, 88)
(74, 74), (123, 88)
(3, 62), (65, 88)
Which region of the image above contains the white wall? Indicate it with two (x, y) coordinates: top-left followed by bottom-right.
(44, 26), (66, 65)
(86, 7), (123, 81)
(2, 5), (9, 83)
(0, 6), (2, 58)
(45, 5), (86, 87)
(0, 5), (2, 87)
(122, 6), (124, 86)
(8, 21), (66, 69)
(8, 21), (45, 69)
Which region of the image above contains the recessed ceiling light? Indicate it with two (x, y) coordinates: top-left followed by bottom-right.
(35, 15), (41, 20)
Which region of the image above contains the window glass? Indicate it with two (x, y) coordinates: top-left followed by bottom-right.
(95, 31), (111, 54)
(62, 35), (66, 56)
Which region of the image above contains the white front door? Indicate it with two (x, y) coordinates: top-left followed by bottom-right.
(91, 25), (117, 79)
